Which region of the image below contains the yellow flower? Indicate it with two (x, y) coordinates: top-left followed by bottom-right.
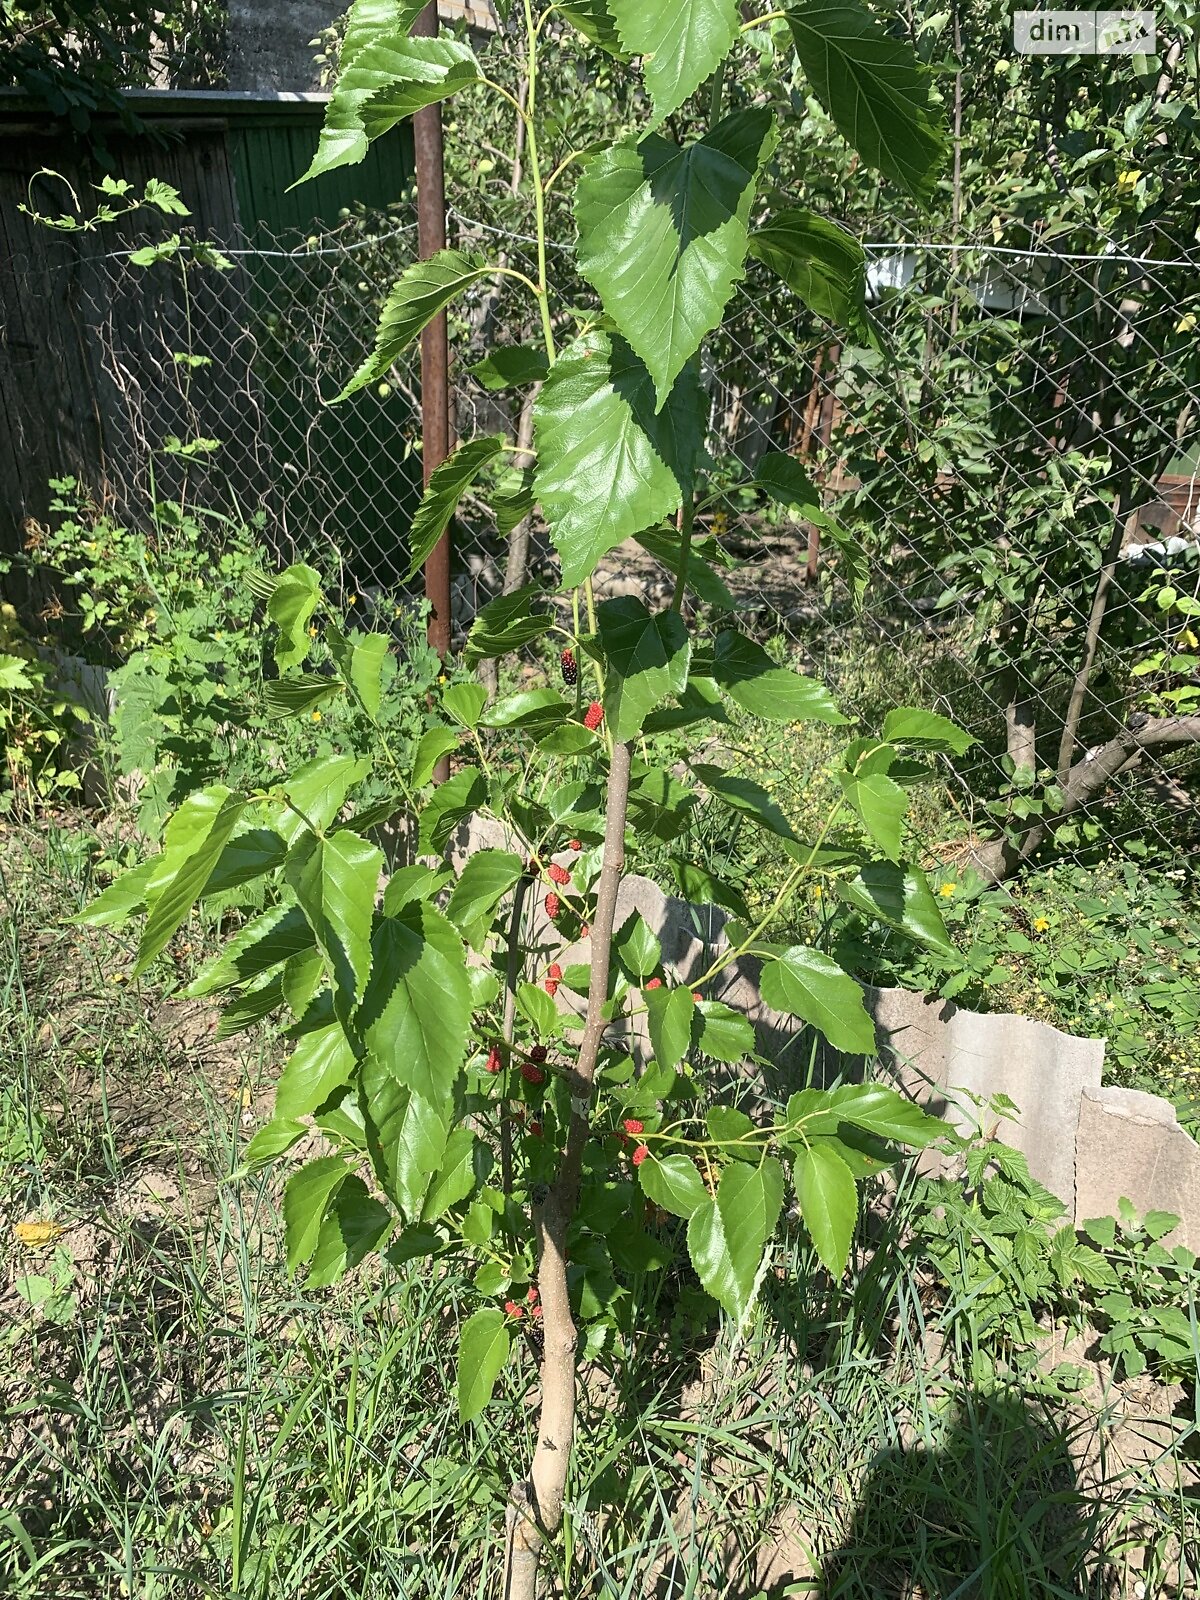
(311, 710), (322, 722)
(438, 674), (447, 686)
(347, 594), (357, 606)
(14, 1219), (64, 1248)
(308, 624), (319, 637)
(1033, 916), (1050, 932)
(939, 882), (957, 898)
(1176, 312), (1197, 335)
(813, 884), (823, 899)
(1116, 169), (1141, 193)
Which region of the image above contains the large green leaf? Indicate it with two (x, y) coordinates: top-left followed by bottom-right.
(881, 706), (975, 755)
(610, 0), (739, 123)
(597, 597), (691, 741)
(559, 0), (628, 54)
(136, 788), (245, 975)
(406, 435), (505, 582)
(467, 344), (550, 391)
(275, 1020), (359, 1120)
(687, 1157), (783, 1322)
(463, 584), (553, 664)
(787, 0), (945, 202)
(328, 626), (390, 719)
(575, 110), (775, 409)
(839, 770), (907, 861)
(839, 861), (955, 958)
(692, 764), (796, 839)
(794, 1141), (857, 1275)
(421, 1125), (483, 1222)
(359, 904), (471, 1105)
(639, 1152), (708, 1220)
(278, 755), (372, 846)
(821, 1082), (950, 1147)
(283, 1156), (351, 1272)
(445, 849), (524, 951)
(646, 985), (698, 1072)
(457, 1307), (511, 1422)
(417, 766), (487, 855)
(534, 331), (703, 586)
(286, 830), (383, 1014)
(760, 946), (876, 1055)
(188, 902), (314, 996)
(268, 564), (321, 671)
(360, 1056), (450, 1218)
(335, 249), (490, 402)
(298, 0), (478, 184)
(710, 631), (846, 724)
(748, 208), (866, 328)
(307, 1175), (392, 1288)
(74, 858), (156, 928)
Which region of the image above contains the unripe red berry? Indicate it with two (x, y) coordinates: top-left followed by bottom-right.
(547, 963), (563, 981)
(529, 1044), (548, 1064)
(521, 1062), (545, 1085)
(529, 1120), (543, 1138)
(583, 700), (604, 731)
(580, 922), (590, 938)
(569, 839), (582, 852)
(545, 980), (559, 998)
(527, 1286), (539, 1305)
(531, 1303), (543, 1319)
(547, 863), (571, 886)
(485, 1045), (503, 1074)
(504, 1300), (523, 1318)
(545, 892), (561, 919)
(645, 977), (662, 990)
(632, 1144), (649, 1167)
(692, 991), (702, 1004)
(624, 1118), (644, 1135)
(560, 647), (578, 686)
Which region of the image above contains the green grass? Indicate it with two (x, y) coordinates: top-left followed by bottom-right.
(1, 819), (1197, 1599)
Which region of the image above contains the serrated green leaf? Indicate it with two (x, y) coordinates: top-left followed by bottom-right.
(263, 676), (341, 720)
(382, 863), (455, 915)
(359, 904), (471, 1105)
(794, 1141), (857, 1275)
(559, 0), (629, 54)
(411, 727), (460, 789)
(576, 110), (774, 408)
(74, 858), (156, 928)
(597, 596), (690, 741)
(275, 1019), (359, 1120)
(687, 1158), (783, 1322)
(306, 1175), (392, 1287)
(839, 860), (955, 958)
(468, 344), (549, 390)
(839, 769), (907, 860)
(243, 1118), (307, 1167)
(534, 331), (703, 586)
(646, 985), (697, 1072)
(136, 789), (245, 974)
(457, 1307), (511, 1422)
(760, 946), (875, 1054)
(335, 249), (490, 401)
(188, 902), (314, 996)
(445, 849), (524, 951)
(695, 1000), (754, 1062)
(480, 688), (571, 732)
(443, 681), (489, 728)
(463, 583), (553, 665)
(278, 756), (372, 845)
(360, 1058), (450, 1218)
(283, 1156), (351, 1272)
(821, 1082), (950, 1147)
(286, 830), (383, 1015)
(880, 706), (975, 755)
(406, 435), (505, 582)
(787, 0), (946, 202)
(268, 563), (321, 670)
(639, 1152), (708, 1219)
(421, 1126), (484, 1222)
(710, 631), (846, 724)
(346, 631), (390, 718)
(748, 207), (866, 327)
(417, 766), (487, 855)
(298, 0), (479, 184)
(693, 764), (796, 839)
(613, 911), (661, 980)
(610, 0), (739, 123)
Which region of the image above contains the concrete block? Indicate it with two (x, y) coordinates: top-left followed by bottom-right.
(1075, 1086), (1200, 1251)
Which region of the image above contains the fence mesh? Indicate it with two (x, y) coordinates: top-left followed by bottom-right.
(11, 207), (1200, 865)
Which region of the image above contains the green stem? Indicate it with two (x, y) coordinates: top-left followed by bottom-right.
(670, 494), (695, 612)
(521, 0), (557, 365)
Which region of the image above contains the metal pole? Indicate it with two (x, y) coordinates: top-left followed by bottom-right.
(412, 0), (453, 782)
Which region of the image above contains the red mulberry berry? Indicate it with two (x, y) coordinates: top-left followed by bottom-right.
(532, 1304), (543, 1319)
(529, 1045), (548, 1064)
(583, 701), (604, 731)
(560, 648), (578, 686)
(504, 1300), (523, 1318)
(692, 991), (702, 1004)
(485, 1046), (503, 1074)
(645, 977), (662, 990)
(632, 1144), (650, 1167)
(521, 1063), (545, 1086)
(529, 1120), (543, 1138)
(580, 922), (590, 938)
(569, 839), (582, 852)
(545, 980), (559, 998)
(548, 863), (571, 886)
(545, 892), (561, 919)
(527, 1285), (539, 1304)
(548, 963), (563, 981)
(624, 1118), (644, 1136)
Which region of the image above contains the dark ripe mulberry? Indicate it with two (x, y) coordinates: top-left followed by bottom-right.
(529, 1045), (548, 1064)
(560, 648), (578, 687)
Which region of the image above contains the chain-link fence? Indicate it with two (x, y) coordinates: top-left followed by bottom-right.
(12, 206), (1200, 864)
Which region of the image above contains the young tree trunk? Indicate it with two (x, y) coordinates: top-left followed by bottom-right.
(480, 388), (538, 700)
(503, 740), (633, 1600)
